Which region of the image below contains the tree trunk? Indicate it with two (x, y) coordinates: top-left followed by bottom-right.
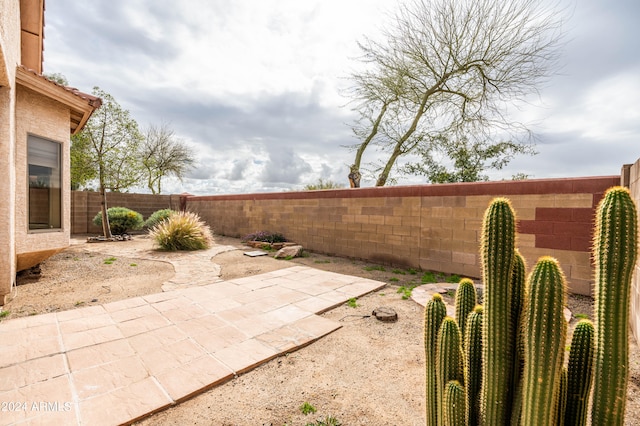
(376, 144), (404, 186)
(99, 183), (112, 239)
(350, 100), (391, 187)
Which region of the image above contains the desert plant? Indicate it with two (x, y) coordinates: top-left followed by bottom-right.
(424, 293), (447, 426)
(397, 285), (417, 300)
(241, 231), (286, 244)
(454, 278), (477, 343)
(565, 319), (594, 426)
(464, 306), (483, 426)
(422, 187), (638, 426)
(300, 402), (317, 415)
(305, 416), (341, 426)
(592, 186), (638, 425)
(480, 198), (516, 426)
(422, 271), (437, 283)
(443, 380), (466, 426)
(520, 256), (567, 425)
(150, 211), (213, 250)
(144, 208), (177, 228)
(93, 206), (143, 235)
(437, 317), (464, 426)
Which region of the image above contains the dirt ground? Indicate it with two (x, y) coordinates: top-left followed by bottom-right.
(3, 235), (639, 425)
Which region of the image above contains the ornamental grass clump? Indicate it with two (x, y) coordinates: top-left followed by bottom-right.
(150, 211), (213, 251)
(93, 207), (143, 235)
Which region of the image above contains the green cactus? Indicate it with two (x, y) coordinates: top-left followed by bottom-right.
(521, 256), (567, 426)
(425, 293), (448, 426)
(464, 305), (483, 426)
(437, 317), (464, 426)
(480, 198), (516, 425)
(592, 186), (638, 426)
(509, 250), (526, 424)
(565, 319), (594, 426)
(422, 188), (638, 426)
(455, 278), (477, 344)
(556, 368), (568, 426)
(443, 380), (466, 426)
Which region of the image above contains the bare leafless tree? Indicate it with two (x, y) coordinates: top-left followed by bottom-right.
(346, 0), (565, 186)
(141, 123), (196, 194)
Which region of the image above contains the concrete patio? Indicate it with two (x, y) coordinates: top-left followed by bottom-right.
(0, 266), (385, 425)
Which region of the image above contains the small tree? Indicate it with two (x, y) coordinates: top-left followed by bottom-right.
(346, 0), (565, 186)
(141, 123), (196, 194)
(69, 131), (97, 190)
(404, 134), (535, 183)
(73, 87), (143, 237)
(304, 178), (345, 190)
(44, 72), (69, 86)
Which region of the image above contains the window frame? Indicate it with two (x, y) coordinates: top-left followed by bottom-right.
(27, 134), (63, 233)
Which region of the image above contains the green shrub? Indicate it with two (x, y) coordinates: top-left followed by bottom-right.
(93, 207), (144, 235)
(241, 231), (287, 243)
(144, 209), (177, 229)
(150, 211), (213, 250)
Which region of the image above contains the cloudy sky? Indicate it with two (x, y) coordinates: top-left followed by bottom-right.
(43, 0), (640, 194)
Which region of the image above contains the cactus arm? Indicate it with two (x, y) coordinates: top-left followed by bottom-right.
(556, 368), (568, 426)
(509, 251), (526, 424)
(455, 278), (477, 344)
(425, 294), (448, 426)
(592, 186), (638, 425)
(480, 198), (516, 425)
(565, 319), (594, 426)
(464, 305), (483, 426)
(521, 256), (567, 426)
(444, 380), (466, 426)
(437, 317), (464, 426)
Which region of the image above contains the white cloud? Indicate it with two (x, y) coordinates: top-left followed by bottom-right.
(43, 0), (640, 193)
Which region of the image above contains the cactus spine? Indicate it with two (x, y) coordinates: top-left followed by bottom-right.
(443, 380), (466, 426)
(565, 319), (594, 426)
(425, 293), (448, 426)
(455, 278), (477, 344)
(464, 305), (483, 426)
(480, 198), (516, 425)
(521, 256), (567, 426)
(437, 317), (464, 426)
(592, 186), (638, 425)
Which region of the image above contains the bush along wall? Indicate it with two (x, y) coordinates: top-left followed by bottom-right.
(423, 186), (638, 426)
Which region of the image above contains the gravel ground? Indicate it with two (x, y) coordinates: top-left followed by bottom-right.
(2, 235), (638, 425)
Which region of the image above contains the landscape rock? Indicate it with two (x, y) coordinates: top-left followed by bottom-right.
(274, 245), (303, 259)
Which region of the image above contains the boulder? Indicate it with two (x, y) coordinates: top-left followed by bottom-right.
(274, 245), (303, 259)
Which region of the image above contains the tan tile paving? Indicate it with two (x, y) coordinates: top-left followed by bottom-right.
(0, 264), (384, 426)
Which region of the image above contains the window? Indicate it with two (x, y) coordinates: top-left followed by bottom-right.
(28, 136), (62, 230)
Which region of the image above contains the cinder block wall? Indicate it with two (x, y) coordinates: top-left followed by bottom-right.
(629, 159), (640, 344)
(186, 176), (620, 296)
(71, 191), (182, 234)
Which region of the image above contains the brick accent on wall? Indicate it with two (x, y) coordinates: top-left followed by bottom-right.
(185, 176), (621, 296)
(519, 207), (596, 252)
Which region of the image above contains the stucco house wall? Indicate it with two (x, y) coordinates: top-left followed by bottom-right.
(0, 1), (99, 305)
(14, 85), (72, 270)
(0, 0), (22, 305)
